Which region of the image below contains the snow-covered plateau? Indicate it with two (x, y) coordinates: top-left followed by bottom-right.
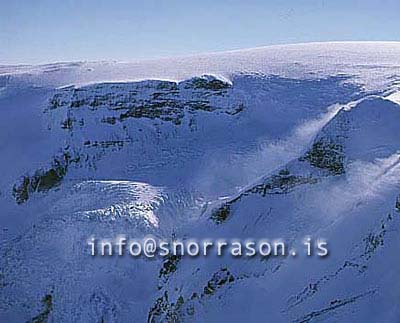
(1, 42), (400, 322)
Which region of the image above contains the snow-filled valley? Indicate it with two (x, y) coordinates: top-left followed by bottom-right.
(1, 42), (400, 322)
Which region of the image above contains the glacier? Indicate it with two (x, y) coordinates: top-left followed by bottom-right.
(0, 42), (400, 322)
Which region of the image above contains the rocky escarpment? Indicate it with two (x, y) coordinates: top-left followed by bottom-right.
(46, 75), (243, 127)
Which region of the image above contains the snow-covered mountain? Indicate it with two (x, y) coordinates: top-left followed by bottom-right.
(1, 42), (400, 322)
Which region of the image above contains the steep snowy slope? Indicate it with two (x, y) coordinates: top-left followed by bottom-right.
(1, 42), (400, 323)
(152, 96), (400, 322)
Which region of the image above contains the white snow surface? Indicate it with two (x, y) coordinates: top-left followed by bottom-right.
(1, 41), (400, 91)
